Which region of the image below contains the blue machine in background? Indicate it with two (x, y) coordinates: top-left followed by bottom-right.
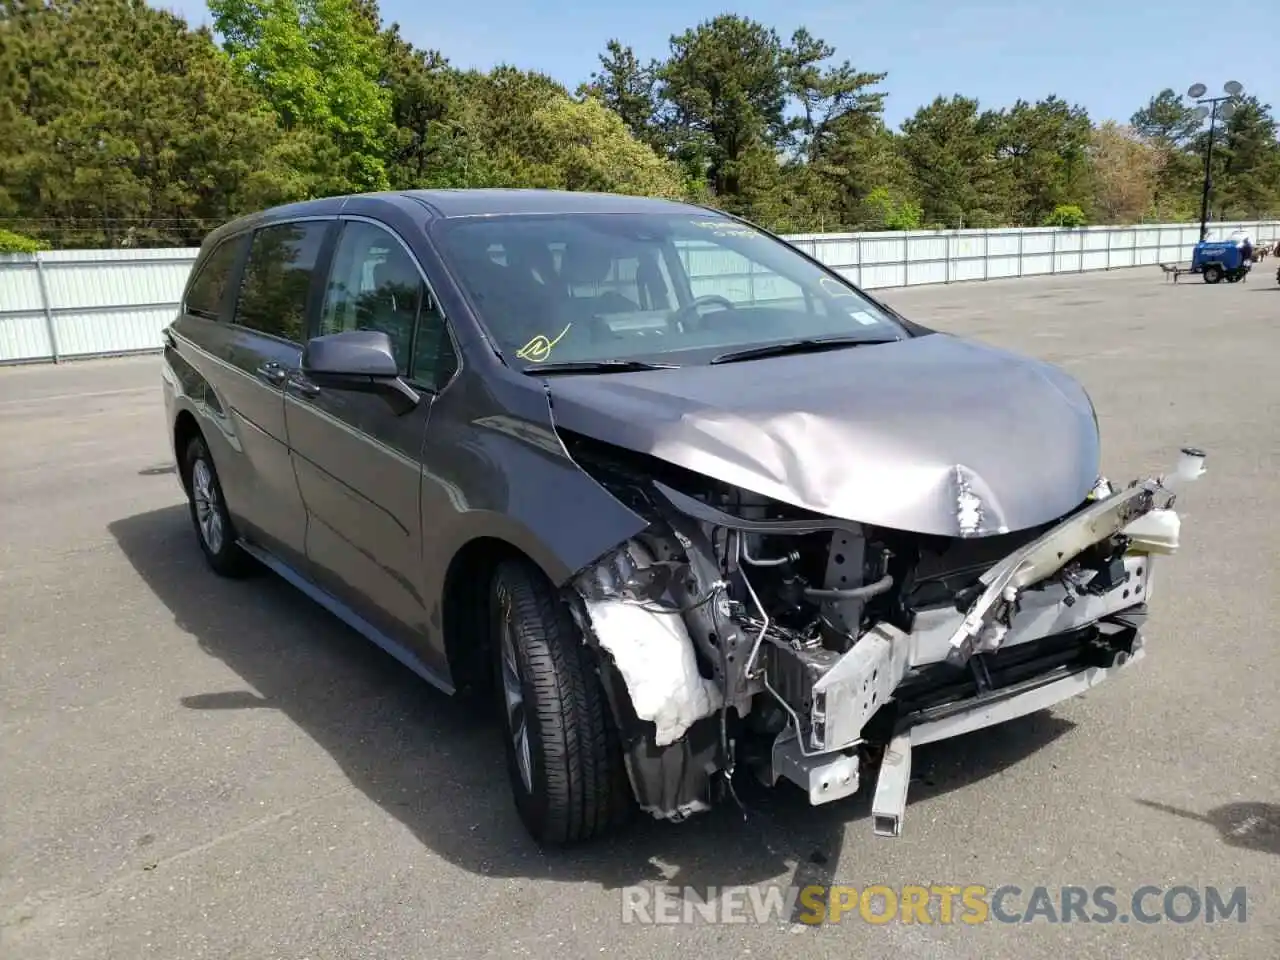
(1190, 239), (1251, 283)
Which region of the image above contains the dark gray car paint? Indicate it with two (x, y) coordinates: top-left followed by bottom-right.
(170, 321), (311, 572)
(164, 188), (1102, 695)
(284, 364), (438, 663)
(301, 328), (402, 377)
(164, 192), (651, 690)
(540, 332), (1102, 537)
(172, 229), (317, 575)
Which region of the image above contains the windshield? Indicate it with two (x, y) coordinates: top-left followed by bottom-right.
(429, 212), (907, 367)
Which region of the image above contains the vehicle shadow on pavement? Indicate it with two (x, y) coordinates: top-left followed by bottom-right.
(110, 504), (1075, 901)
(1135, 799), (1280, 856)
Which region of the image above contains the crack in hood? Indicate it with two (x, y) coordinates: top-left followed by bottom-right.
(544, 333), (1102, 537)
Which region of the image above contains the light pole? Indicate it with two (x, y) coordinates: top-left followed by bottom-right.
(1186, 81), (1243, 240)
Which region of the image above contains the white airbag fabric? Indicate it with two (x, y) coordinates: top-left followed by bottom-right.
(583, 598), (723, 746)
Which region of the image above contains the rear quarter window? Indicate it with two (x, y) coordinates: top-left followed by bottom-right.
(185, 236), (246, 319)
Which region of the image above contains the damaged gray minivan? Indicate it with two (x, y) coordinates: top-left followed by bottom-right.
(162, 188), (1206, 845)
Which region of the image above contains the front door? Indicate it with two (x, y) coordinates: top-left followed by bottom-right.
(284, 218), (458, 669)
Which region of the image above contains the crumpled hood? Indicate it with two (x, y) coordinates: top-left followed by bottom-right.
(543, 333), (1102, 537)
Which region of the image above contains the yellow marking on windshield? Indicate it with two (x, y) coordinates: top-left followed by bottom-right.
(516, 323), (573, 362)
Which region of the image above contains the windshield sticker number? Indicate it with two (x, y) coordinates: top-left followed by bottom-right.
(691, 219), (759, 239)
(818, 276), (879, 325)
(516, 323), (572, 363)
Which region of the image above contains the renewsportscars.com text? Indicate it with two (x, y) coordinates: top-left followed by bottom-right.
(620, 883), (1249, 926)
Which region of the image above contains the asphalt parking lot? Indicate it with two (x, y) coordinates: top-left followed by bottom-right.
(2, 267), (1277, 959)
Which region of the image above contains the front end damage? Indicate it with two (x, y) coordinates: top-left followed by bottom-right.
(561, 435), (1207, 838)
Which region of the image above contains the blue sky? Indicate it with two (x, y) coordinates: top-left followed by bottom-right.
(157, 0), (1278, 131)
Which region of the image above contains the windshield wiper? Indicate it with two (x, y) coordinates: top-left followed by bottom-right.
(521, 359), (681, 375)
(710, 335), (899, 365)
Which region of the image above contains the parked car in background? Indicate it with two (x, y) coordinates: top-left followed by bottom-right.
(161, 189), (1205, 845)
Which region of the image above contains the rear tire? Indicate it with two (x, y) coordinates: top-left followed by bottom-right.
(182, 434), (256, 578)
(1203, 264), (1223, 284)
(490, 559), (631, 845)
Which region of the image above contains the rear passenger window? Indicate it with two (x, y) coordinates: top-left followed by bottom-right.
(233, 221), (329, 341)
(185, 236), (244, 319)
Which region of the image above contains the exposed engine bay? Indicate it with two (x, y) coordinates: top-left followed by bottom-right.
(561, 431), (1207, 837)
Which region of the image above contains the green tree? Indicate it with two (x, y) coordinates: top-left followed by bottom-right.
(655, 14), (790, 205)
(4, 3), (1276, 246)
(1131, 89), (1203, 146)
(378, 29), (474, 189)
(862, 186), (922, 230)
(0, 227), (44, 252)
(451, 66), (572, 187)
(1042, 204), (1087, 227)
(784, 27), (886, 164)
(1210, 96), (1280, 220)
(209, 0), (393, 192)
(527, 94), (691, 198)
(1131, 89), (1204, 219)
(380, 63), (689, 197)
(780, 27), (901, 230)
(0, 0), (305, 247)
(898, 95), (1002, 228)
(984, 96), (1094, 225)
(582, 40), (660, 146)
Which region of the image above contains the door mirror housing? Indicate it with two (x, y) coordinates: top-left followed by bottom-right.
(301, 329), (421, 413)
(302, 329), (400, 378)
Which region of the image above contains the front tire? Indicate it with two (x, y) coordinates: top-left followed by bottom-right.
(490, 559), (631, 845)
(182, 434), (256, 578)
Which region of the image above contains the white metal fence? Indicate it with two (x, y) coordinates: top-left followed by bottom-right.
(0, 247), (198, 365)
(2, 220), (1277, 365)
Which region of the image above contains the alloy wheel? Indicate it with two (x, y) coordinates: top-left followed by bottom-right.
(191, 458), (225, 555)
(498, 609), (533, 793)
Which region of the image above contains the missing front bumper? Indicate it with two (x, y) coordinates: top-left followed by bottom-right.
(574, 447), (1203, 833)
(873, 633), (1145, 837)
(769, 611), (1146, 836)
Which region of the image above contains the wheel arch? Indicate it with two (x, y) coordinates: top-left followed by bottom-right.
(173, 409), (203, 493)
(440, 533), (570, 696)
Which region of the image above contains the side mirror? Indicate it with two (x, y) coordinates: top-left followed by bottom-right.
(302, 329), (399, 378)
(300, 329), (421, 413)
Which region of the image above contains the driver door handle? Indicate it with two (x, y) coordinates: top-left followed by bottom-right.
(256, 362), (288, 386)
(286, 373), (321, 399)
